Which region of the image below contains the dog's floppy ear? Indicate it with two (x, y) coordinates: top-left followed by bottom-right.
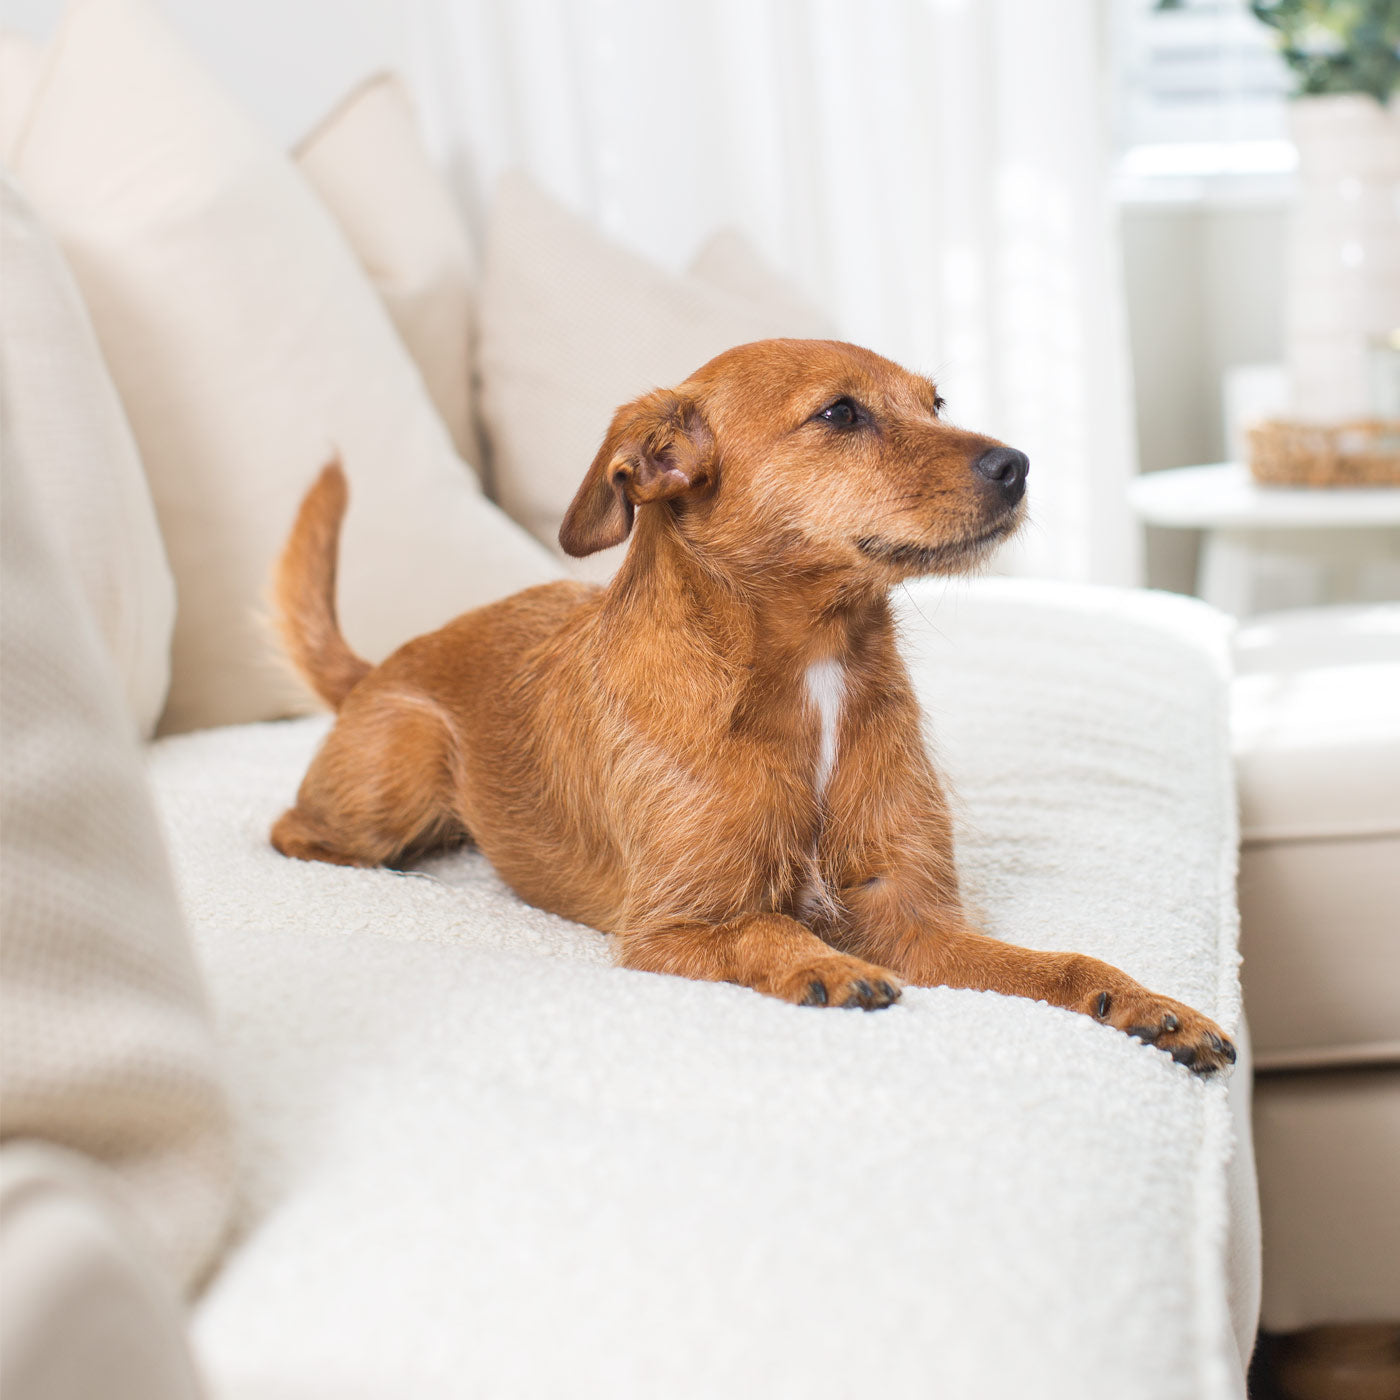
(559, 389), (715, 557)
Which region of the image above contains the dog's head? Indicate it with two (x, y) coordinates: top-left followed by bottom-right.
(558, 339), (1026, 585)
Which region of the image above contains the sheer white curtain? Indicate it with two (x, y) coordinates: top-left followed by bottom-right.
(407, 0), (1140, 585)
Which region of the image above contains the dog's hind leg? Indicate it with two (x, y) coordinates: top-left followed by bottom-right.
(271, 690), (463, 868)
(618, 914), (902, 1010)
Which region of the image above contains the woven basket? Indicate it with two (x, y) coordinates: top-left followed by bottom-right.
(1247, 418), (1400, 487)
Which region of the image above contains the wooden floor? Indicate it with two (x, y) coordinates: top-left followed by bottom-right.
(1250, 1325), (1400, 1400)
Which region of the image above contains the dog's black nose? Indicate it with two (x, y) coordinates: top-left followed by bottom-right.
(972, 447), (1029, 505)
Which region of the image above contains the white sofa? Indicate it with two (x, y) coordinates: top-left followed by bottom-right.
(0, 3), (1261, 1396)
(2, 526), (1263, 1397)
(151, 581), (1259, 1400)
(1233, 605), (1400, 1338)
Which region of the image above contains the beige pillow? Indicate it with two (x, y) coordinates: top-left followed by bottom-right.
(0, 172), (175, 739)
(296, 72), (482, 473)
(13, 0), (563, 734)
(0, 424), (233, 1294)
(0, 31), (43, 163)
(690, 226), (836, 333)
(0, 1143), (206, 1400)
(476, 174), (834, 579)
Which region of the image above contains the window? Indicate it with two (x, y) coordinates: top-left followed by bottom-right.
(1115, 0), (1296, 196)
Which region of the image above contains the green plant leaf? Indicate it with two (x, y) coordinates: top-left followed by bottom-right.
(1249, 0), (1400, 102)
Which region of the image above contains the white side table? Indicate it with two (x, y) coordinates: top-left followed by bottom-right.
(1128, 463), (1400, 616)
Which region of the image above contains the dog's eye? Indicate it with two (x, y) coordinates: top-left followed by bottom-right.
(815, 397), (863, 428)
(933, 395), (946, 415)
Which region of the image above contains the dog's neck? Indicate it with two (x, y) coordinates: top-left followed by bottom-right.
(607, 506), (894, 694)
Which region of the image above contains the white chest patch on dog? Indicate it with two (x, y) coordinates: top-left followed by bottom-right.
(804, 658), (845, 800)
(797, 658), (845, 924)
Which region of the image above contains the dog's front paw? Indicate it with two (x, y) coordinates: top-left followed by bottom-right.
(1086, 988), (1236, 1075)
(772, 954), (902, 1011)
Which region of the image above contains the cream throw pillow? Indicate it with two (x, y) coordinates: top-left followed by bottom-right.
(8, 43), (485, 471)
(0, 1143), (206, 1400)
(690, 226), (837, 334)
(476, 174), (835, 579)
(296, 73), (482, 473)
(0, 427), (233, 1294)
(12, 0), (562, 733)
(0, 32), (44, 163)
(0, 172), (175, 739)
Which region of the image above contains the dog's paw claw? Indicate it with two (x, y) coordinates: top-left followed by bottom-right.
(843, 976), (900, 1011)
(1086, 989), (1235, 1076)
(783, 957), (900, 1012)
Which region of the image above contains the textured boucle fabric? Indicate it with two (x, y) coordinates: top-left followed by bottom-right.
(0, 426), (233, 1294)
(149, 578), (1253, 1399)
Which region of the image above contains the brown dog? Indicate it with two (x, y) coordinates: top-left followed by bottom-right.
(271, 338), (1236, 1074)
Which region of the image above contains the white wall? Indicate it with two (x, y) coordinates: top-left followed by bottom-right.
(1122, 199), (1289, 592)
(1, 0), (410, 145)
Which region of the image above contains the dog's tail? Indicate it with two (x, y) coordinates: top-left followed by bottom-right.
(273, 461), (371, 711)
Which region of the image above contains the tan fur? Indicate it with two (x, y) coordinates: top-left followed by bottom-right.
(273, 463), (371, 710)
(271, 339), (1235, 1072)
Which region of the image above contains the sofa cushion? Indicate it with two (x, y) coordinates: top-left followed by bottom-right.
(476, 174), (835, 579)
(0, 172), (174, 738)
(296, 72), (481, 471)
(0, 421), (232, 1293)
(1234, 605), (1400, 1068)
(150, 579), (1256, 1399)
(11, 0), (563, 734)
(1233, 605), (1400, 843)
(1253, 1068), (1400, 1331)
